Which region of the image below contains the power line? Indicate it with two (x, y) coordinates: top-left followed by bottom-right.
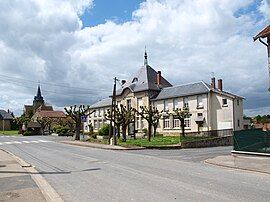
(0, 73), (109, 92)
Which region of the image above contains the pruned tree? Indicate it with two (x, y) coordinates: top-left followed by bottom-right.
(105, 104), (135, 142)
(36, 117), (52, 135)
(152, 111), (162, 137)
(105, 105), (122, 139)
(119, 104), (135, 142)
(135, 105), (161, 142)
(15, 115), (31, 134)
(64, 105), (94, 140)
(172, 107), (191, 139)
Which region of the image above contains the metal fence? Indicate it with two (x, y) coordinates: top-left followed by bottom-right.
(233, 129), (270, 154)
(186, 129), (233, 137)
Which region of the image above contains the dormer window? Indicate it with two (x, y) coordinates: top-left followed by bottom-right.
(132, 77), (138, 83)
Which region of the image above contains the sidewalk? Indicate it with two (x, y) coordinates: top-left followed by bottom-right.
(205, 154), (270, 175)
(0, 149), (46, 202)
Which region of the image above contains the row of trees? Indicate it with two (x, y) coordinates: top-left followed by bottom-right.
(103, 104), (191, 142)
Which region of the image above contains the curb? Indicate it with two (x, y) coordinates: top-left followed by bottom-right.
(61, 141), (182, 150)
(204, 158), (270, 175)
(231, 150), (270, 157)
(0, 149), (63, 202)
(60, 141), (146, 150)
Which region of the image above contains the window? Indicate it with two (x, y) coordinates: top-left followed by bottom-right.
(99, 120), (103, 128)
(140, 118), (144, 129)
(127, 99), (131, 110)
(137, 98), (143, 111)
(222, 98), (228, 107)
(183, 97), (189, 108)
(197, 95), (203, 108)
(136, 117), (140, 129)
(98, 109), (101, 117)
(184, 118), (191, 128)
(173, 118), (180, 128)
(237, 119), (240, 127)
(94, 120), (98, 129)
(132, 77), (138, 83)
(198, 113), (203, 117)
(164, 100), (169, 111)
(94, 110), (97, 117)
(237, 99), (239, 106)
(173, 98), (179, 110)
(164, 118), (170, 129)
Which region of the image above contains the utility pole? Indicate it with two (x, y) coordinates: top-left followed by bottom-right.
(109, 77), (117, 145)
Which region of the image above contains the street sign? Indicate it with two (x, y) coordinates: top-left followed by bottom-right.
(81, 115), (87, 122)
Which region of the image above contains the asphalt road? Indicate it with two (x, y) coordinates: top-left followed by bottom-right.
(1, 135), (270, 202)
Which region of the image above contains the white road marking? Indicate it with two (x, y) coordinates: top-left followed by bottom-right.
(4, 142), (13, 144)
(38, 140), (51, 143)
(22, 141), (30, 143)
(30, 141), (39, 143)
(13, 141), (22, 144)
(0, 143), (2, 145)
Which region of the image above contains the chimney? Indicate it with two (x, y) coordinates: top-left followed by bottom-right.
(156, 71), (161, 85)
(211, 77), (216, 89)
(218, 79), (223, 91)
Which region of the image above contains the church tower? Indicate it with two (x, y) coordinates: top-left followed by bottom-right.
(33, 85), (44, 112)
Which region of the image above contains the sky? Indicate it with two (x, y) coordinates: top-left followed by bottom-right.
(0, 0), (269, 116)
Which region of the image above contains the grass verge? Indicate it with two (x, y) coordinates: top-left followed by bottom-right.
(0, 130), (19, 136)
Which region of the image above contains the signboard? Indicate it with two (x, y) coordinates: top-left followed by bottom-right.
(81, 115), (87, 123)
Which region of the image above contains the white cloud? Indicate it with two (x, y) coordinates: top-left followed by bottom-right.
(0, 0), (269, 116)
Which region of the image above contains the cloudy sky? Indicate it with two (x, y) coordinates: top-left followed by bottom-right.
(0, 0), (269, 116)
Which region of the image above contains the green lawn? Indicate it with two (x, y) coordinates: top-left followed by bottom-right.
(0, 130), (19, 136)
(118, 136), (213, 148)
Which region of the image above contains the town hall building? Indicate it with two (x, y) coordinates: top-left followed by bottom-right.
(85, 51), (244, 136)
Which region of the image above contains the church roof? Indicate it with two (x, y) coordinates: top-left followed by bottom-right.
(35, 110), (66, 118)
(116, 65), (172, 96)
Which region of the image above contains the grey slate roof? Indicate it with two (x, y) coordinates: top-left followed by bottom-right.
(152, 81), (210, 100)
(116, 65), (172, 95)
(0, 110), (13, 120)
(90, 98), (112, 109)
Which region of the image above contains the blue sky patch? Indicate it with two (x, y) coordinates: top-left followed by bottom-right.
(80, 0), (144, 28)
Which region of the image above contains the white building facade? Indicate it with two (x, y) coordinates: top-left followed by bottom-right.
(85, 53), (244, 136)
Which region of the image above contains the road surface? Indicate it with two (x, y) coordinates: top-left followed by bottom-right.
(0, 135), (269, 202)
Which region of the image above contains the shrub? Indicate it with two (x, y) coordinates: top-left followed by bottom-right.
(23, 131), (32, 136)
(98, 124), (110, 136)
(52, 125), (70, 135)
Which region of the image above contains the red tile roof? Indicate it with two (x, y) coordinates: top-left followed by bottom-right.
(36, 111), (66, 118)
(254, 25), (270, 41)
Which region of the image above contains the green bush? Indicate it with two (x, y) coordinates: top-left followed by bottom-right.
(23, 131), (32, 136)
(98, 124), (110, 136)
(52, 125), (70, 135)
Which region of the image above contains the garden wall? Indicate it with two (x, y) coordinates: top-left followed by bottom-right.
(181, 136), (233, 148)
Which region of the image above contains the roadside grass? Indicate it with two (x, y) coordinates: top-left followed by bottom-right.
(118, 136), (214, 148)
(86, 135), (215, 148)
(0, 130), (19, 136)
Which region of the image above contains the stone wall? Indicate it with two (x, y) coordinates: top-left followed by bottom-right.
(181, 135), (232, 148)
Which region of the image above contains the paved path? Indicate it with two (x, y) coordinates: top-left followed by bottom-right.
(1, 135), (270, 202)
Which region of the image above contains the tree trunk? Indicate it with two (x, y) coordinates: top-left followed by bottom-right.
(122, 125), (127, 142)
(148, 123), (152, 142)
(153, 126), (157, 137)
(180, 119), (185, 139)
(75, 123), (80, 140)
(117, 125), (121, 139)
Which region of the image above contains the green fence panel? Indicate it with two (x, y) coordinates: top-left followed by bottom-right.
(233, 129), (270, 154)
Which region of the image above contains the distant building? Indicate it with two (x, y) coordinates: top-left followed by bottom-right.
(24, 85), (53, 117)
(85, 51), (244, 136)
(22, 85), (66, 134)
(0, 109), (13, 131)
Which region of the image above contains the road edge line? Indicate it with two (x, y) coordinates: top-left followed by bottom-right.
(0, 149), (63, 202)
